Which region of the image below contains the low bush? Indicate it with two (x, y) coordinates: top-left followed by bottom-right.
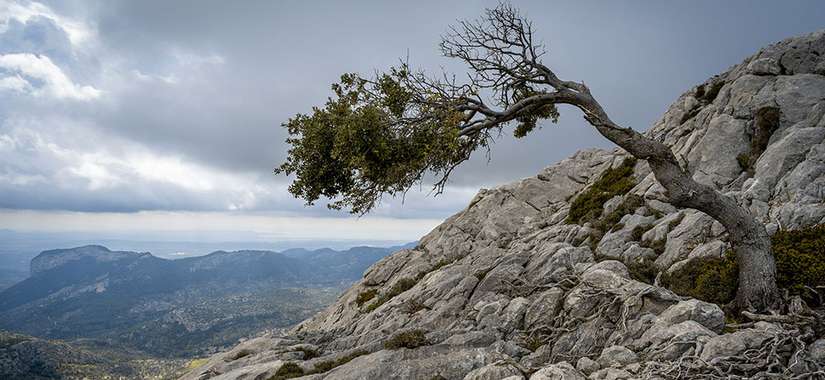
(310, 350), (368, 374)
(384, 330), (429, 350)
(268, 362), (304, 380)
(364, 277), (419, 312)
(355, 289), (377, 307)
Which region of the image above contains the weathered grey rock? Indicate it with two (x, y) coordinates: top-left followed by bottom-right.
(656, 299), (725, 333)
(700, 324), (779, 363)
(524, 287), (564, 330)
(596, 346), (638, 368)
(530, 362), (585, 380)
(588, 367), (634, 380)
(463, 363), (523, 380)
(747, 57), (782, 75)
(576, 357), (600, 375)
(809, 338), (825, 362)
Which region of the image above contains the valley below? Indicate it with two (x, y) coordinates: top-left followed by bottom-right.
(0, 243), (404, 379)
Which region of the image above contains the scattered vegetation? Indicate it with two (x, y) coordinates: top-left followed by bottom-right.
(403, 298), (429, 314)
(773, 224), (825, 301)
(296, 347), (319, 360)
(364, 277), (419, 312)
(628, 259), (658, 284)
(567, 158), (638, 225)
(660, 250), (739, 305)
(355, 289), (378, 307)
(185, 358), (209, 370)
(310, 350), (368, 374)
(641, 238), (666, 255)
(525, 335), (545, 352)
(737, 106), (780, 176)
(661, 224), (825, 305)
(268, 362), (304, 380)
(383, 330), (430, 350)
(431, 258), (455, 271)
(474, 268), (492, 281)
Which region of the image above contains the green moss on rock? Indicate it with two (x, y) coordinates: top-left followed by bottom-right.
(567, 158), (638, 225)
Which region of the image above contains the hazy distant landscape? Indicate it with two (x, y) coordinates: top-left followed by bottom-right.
(0, 241), (408, 378)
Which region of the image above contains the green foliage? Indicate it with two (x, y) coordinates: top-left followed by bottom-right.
(567, 158), (638, 225)
(364, 277), (419, 313)
(772, 224), (825, 301)
(661, 223), (825, 306)
(627, 259), (658, 284)
(276, 68), (483, 215)
(511, 83), (560, 138)
(355, 289), (378, 307)
(525, 335), (545, 351)
(383, 330), (430, 350)
(641, 238), (666, 256)
(296, 347), (319, 360)
(310, 350), (368, 374)
(660, 250), (739, 305)
(269, 362), (304, 380)
(431, 258), (455, 271)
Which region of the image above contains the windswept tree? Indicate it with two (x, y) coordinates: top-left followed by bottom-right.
(276, 4), (779, 311)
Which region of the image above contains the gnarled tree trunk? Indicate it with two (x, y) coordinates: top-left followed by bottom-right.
(572, 89), (781, 312)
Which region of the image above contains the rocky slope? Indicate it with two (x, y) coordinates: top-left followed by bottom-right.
(183, 31), (825, 380)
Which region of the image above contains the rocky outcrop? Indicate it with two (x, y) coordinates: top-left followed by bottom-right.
(182, 30), (825, 380)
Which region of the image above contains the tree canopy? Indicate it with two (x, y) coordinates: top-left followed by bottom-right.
(275, 4), (561, 214)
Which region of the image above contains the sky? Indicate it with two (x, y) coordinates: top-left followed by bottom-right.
(0, 0), (823, 244)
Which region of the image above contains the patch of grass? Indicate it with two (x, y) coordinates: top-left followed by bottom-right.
(567, 158), (638, 225)
(364, 277), (419, 313)
(268, 362), (304, 380)
(185, 358), (209, 370)
(739, 106), (780, 176)
(310, 350), (368, 374)
(355, 289), (378, 307)
(384, 330), (429, 350)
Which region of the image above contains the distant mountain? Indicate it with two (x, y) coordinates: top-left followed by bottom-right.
(0, 244), (403, 357)
(0, 329), (187, 380)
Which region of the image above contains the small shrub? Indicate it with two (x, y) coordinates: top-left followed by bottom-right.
(364, 277), (419, 313)
(630, 225), (648, 242)
(628, 259), (658, 284)
(403, 298), (429, 314)
(310, 350), (368, 374)
(431, 258), (454, 271)
(296, 347), (319, 360)
(772, 224), (825, 302)
(660, 251), (739, 305)
(567, 158), (638, 225)
(736, 153), (750, 171)
(525, 335), (545, 351)
(641, 238), (666, 256)
(355, 289), (378, 307)
(474, 268), (491, 280)
(269, 362), (304, 380)
(384, 330), (430, 350)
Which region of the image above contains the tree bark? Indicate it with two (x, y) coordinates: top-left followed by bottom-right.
(568, 89), (781, 312)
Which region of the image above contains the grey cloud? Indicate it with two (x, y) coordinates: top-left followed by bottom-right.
(2, 0), (825, 217)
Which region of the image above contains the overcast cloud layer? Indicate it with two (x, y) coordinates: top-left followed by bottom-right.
(1, 1), (824, 239)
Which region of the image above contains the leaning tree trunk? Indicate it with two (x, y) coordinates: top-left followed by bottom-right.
(573, 89), (781, 312)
